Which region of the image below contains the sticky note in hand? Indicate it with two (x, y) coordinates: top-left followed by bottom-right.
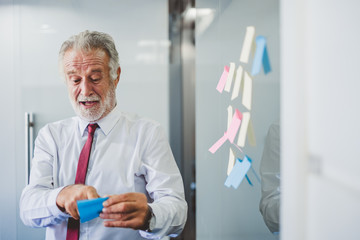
(77, 197), (109, 223)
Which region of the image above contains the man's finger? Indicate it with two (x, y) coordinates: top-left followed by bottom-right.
(103, 194), (136, 207)
(103, 218), (143, 229)
(87, 189), (100, 199)
(68, 207), (79, 220)
(100, 211), (136, 221)
(64, 201), (76, 219)
(103, 202), (139, 214)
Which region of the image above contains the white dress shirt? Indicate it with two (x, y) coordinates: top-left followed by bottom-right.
(20, 105), (187, 240)
(259, 122), (280, 234)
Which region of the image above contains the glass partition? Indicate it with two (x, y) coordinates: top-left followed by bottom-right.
(195, 0), (280, 239)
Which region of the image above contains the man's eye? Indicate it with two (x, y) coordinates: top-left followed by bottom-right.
(90, 78), (100, 82)
(73, 79), (81, 84)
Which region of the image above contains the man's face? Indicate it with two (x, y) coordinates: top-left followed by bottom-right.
(63, 49), (120, 122)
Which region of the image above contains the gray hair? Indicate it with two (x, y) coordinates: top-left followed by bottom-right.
(59, 30), (120, 81)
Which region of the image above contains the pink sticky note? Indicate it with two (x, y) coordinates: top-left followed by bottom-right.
(216, 66), (230, 93)
(209, 133), (228, 154)
(226, 109), (243, 143)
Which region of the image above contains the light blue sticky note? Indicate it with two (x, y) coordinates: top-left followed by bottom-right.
(77, 197), (109, 223)
(262, 45), (271, 74)
(251, 36), (271, 76)
(224, 156), (251, 189)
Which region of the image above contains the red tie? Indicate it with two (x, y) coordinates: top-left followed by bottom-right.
(66, 124), (98, 240)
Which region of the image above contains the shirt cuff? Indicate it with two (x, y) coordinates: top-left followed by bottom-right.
(139, 203), (163, 238)
(48, 186), (71, 220)
(147, 204), (156, 231)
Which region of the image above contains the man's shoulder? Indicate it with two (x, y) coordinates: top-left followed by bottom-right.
(119, 111), (161, 129)
(35, 117), (79, 146)
(40, 116), (79, 135)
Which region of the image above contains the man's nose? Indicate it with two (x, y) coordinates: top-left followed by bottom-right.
(80, 79), (93, 96)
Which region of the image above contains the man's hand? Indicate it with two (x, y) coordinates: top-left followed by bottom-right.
(100, 193), (151, 230)
(56, 184), (100, 220)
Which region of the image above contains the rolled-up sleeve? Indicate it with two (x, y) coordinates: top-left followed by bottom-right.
(138, 124), (188, 239)
(20, 125), (69, 228)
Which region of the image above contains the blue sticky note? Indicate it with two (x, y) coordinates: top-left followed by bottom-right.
(251, 36), (271, 76)
(224, 156), (251, 189)
(262, 45), (271, 74)
(245, 174), (253, 186)
(77, 197), (109, 223)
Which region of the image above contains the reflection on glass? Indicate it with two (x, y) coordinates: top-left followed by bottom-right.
(260, 122), (281, 234)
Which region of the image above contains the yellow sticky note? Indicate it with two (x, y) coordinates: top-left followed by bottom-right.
(239, 26), (256, 63)
(231, 66), (243, 100)
(247, 118), (256, 146)
(242, 72), (252, 110)
(227, 148), (236, 176)
(224, 62), (235, 92)
(237, 112), (250, 147)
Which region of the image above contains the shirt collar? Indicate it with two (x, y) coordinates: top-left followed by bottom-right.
(77, 105), (121, 136)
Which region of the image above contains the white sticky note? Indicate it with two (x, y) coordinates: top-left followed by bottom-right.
(242, 71), (252, 110)
(239, 26), (256, 63)
(247, 118), (256, 146)
(231, 66), (243, 100)
(227, 105), (233, 131)
(227, 148), (236, 176)
(237, 112), (250, 147)
(224, 62), (235, 92)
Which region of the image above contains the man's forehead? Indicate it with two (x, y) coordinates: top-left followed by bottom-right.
(64, 47), (107, 57)
(63, 49), (109, 72)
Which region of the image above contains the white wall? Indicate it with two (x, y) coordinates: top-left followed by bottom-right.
(0, 3), (18, 239)
(0, 1), (169, 239)
(14, 0), (169, 132)
(281, 0), (360, 239)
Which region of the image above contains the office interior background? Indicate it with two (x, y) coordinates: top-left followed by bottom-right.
(0, 0), (359, 239)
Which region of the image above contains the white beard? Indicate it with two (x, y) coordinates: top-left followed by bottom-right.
(69, 86), (116, 122)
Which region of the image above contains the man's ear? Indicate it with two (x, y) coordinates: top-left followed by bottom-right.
(114, 67), (121, 88)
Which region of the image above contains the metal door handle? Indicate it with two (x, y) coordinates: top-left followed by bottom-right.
(25, 112), (34, 184)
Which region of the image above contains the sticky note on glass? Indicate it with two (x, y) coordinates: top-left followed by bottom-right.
(251, 36), (271, 76)
(231, 66), (243, 100)
(224, 62), (236, 92)
(216, 66), (229, 93)
(237, 112), (251, 147)
(224, 156), (251, 189)
(239, 26), (256, 63)
(227, 148), (236, 176)
(209, 109), (242, 154)
(209, 133), (227, 154)
(227, 109), (243, 143)
(247, 118), (256, 146)
(242, 72), (252, 110)
(227, 105), (233, 130)
(77, 197), (109, 223)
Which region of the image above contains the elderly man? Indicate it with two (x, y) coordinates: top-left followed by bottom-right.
(20, 30), (187, 240)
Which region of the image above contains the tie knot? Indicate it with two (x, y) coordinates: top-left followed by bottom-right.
(87, 124), (98, 135)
